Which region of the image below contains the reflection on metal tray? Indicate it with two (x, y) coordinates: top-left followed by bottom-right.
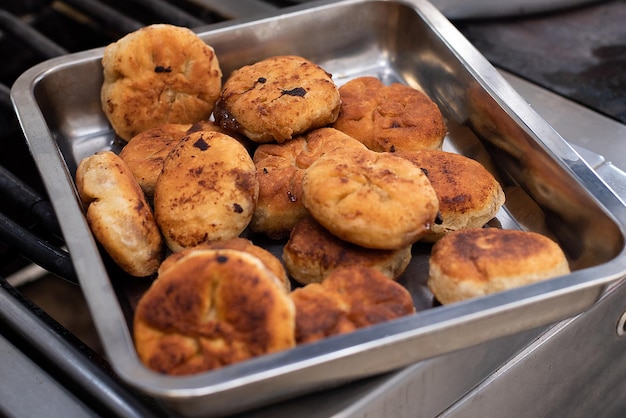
(10, 0), (626, 416)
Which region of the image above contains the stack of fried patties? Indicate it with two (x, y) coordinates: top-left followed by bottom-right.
(75, 24), (569, 376)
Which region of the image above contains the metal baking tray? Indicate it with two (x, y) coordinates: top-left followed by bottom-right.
(11, 0), (626, 416)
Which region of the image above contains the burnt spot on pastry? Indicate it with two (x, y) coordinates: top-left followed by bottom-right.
(213, 99), (242, 132)
(233, 169), (258, 193)
(281, 87), (307, 97)
(193, 137), (210, 150)
(154, 65), (172, 73)
(233, 203), (244, 213)
(443, 194), (472, 213)
(135, 200), (145, 212)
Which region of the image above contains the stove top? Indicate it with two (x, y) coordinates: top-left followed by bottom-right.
(454, 0), (626, 124)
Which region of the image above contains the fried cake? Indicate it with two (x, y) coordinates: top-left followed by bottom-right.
(75, 151), (163, 277)
(290, 266), (415, 344)
(283, 216), (411, 285)
(397, 149), (505, 242)
(134, 249), (295, 375)
(214, 55), (341, 143)
(332, 76), (446, 152)
(302, 147), (439, 250)
(101, 24), (222, 141)
(428, 228), (570, 304)
(154, 130), (258, 252)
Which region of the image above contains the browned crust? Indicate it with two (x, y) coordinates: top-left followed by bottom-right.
(251, 127), (366, 239)
(119, 122), (226, 198)
(290, 266), (415, 344)
(283, 216), (412, 285)
(332, 76), (446, 152)
(133, 249), (295, 375)
(154, 131), (259, 251)
(397, 149), (506, 241)
(214, 55), (341, 143)
(119, 123), (192, 197)
(427, 228), (571, 304)
(101, 24), (222, 141)
(302, 147), (439, 249)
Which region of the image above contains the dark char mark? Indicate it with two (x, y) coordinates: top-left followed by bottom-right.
(193, 137), (210, 151)
(281, 87), (306, 97)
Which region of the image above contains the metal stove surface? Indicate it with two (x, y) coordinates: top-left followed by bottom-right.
(456, 1), (626, 126)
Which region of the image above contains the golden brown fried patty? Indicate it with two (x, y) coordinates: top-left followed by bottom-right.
(283, 216), (412, 285)
(119, 123), (191, 197)
(158, 238), (290, 291)
(75, 151), (163, 277)
(134, 249), (295, 375)
(119, 122), (224, 198)
(214, 55), (341, 143)
(302, 147), (439, 250)
(427, 228), (570, 304)
(251, 127), (366, 239)
(290, 266), (415, 344)
(332, 77), (446, 152)
(101, 24), (222, 141)
(397, 149), (505, 242)
(154, 131), (258, 252)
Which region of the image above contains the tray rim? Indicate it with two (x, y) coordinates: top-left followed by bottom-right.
(10, 0), (626, 411)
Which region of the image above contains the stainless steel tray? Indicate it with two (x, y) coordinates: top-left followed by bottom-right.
(11, 0), (626, 416)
